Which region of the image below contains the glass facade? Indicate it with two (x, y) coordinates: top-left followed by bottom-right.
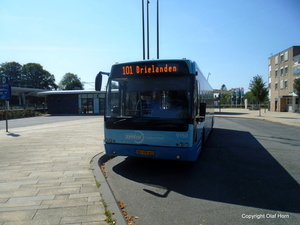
(78, 93), (105, 114)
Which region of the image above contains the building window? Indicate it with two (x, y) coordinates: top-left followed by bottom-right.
(280, 68), (284, 76)
(280, 54), (284, 63)
(284, 80), (288, 89)
(275, 83), (278, 90)
(82, 98), (94, 113)
(275, 70), (278, 77)
(285, 66), (288, 75)
(280, 80), (284, 89)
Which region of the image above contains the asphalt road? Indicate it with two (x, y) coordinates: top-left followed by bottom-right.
(104, 117), (300, 225)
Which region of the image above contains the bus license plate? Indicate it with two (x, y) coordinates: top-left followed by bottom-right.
(135, 150), (155, 156)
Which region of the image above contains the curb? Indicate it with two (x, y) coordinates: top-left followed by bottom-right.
(91, 153), (127, 225)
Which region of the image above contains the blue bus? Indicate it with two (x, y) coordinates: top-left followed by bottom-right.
(96, 59), (214, 161)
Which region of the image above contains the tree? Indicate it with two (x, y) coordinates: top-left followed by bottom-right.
(0, 62), (22, 86)
(59, 73), (84, 90)
(41, 70), (58, 90)
(249, 75), (268, 116)
(0, 62), (57, 89)
(221, 84), (227, 91)
(294, 77), (300, 96)
(244, 91), (255, 104)
(22, 63), (57, 89)
(219, 84), (230, 105)
(294, 77), (300, 112)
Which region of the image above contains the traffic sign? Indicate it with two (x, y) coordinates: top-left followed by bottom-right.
(0, 76), (11, 99)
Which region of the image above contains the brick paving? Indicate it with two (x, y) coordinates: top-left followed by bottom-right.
(0, 117), (108, 225)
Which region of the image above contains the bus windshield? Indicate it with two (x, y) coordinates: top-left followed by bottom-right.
(105, 76), (192, 131)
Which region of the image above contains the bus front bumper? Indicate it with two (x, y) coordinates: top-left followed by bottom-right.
(104, 142), (201, 161)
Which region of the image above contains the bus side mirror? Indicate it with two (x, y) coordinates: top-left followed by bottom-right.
(199, 103), (206, 122)
(95, 72), (102, 91)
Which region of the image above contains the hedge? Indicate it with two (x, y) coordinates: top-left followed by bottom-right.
(218, 104), (268, 109)
(0, 109), (38, 120)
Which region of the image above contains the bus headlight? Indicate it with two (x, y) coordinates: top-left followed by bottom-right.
(104, 138), (116, 143)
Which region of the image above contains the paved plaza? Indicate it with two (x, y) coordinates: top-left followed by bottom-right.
(0, 117), (108, 225)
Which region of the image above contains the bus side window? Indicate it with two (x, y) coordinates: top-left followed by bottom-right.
(193, 82), (198, 117)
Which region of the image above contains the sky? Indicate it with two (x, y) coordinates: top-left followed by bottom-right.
(0, 0), (299, 92)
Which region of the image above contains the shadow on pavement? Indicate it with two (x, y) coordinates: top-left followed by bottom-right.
(6, 132), (20, 137)
(112, 128), (300, 213)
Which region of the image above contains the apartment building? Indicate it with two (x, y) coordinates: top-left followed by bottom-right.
(268, 46), (300, 112)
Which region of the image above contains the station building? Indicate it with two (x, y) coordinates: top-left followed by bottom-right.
(0, 87), (48, 110)
(37, 90), (105, 114)
(268, 46), (300, 112)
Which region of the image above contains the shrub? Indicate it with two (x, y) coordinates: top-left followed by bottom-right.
(0, 109), (37, 120)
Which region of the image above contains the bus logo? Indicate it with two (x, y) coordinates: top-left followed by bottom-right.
(124, 131), (166, 144)
(125, 131), (144, 144)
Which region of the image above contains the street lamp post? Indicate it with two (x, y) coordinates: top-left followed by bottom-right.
(157, 0), (159, 59)
(147, 0), (150, 59)
(142, 0), (145, 60)
(142, 0), (160, 60)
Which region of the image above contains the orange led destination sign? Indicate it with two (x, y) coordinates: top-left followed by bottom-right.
(122, 64), (178, 75)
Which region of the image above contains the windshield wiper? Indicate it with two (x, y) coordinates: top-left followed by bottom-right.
(113, 116), (135, 124)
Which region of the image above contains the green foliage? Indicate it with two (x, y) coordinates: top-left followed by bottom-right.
(244, 91), (255, 103)
(219, 104), (245, 108)
(249, 75), (268, 116)
(59, 73), (84, 90)
(0, 62), (22, 86)
(294, 77), (300, 96)
(41, 70), (58, 90)
(22, 63), (57, 89)
(100, 194), (116, 225)
(0, 109), (37, 120)
(249, 75), (268, 103)
(95, 180), (101, 187)
(0, 62), (57, 90)
(22, 63), (44, 88)
(218, 104), (268, 109)
(218, 92), (231, 104)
